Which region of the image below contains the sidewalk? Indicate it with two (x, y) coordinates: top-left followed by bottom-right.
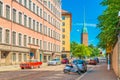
(0, 63), (47, 72)
(78, 62), (117, 80)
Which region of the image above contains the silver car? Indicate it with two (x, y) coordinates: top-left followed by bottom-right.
(72, 59), (87, 72)
(48, 59), (61, 66)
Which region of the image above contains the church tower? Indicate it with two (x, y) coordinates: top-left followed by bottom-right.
(81, 10), (88, 46)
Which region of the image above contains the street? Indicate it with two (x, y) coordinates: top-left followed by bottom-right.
(0, 64), (95, 80)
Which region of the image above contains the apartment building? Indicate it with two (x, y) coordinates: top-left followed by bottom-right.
(61, 10), (72, 60)
(0, 0), (61, 65)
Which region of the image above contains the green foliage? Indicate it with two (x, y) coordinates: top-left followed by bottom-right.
(70, 42), (100, 58)
(97, 0), (120, 49)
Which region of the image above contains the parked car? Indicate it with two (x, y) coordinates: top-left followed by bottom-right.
(71, 59), (87, 72)
(94, 57), (99, 63)
(88, 59), (97, 65)
(48, 58), (61, 66)
(61, 58), (69, 64)
(20, 59), (42, 69)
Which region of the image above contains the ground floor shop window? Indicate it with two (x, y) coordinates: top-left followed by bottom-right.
(61, 54), (67, 58)
(12, 53), (16, 62)
(18, 53), (22, 62)
(48, 56), (51, 60)
(44, 56), (47, 62)
(24, 54), (27, 62)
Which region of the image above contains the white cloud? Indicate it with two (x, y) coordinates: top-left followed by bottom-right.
(73, 23), (97, 27)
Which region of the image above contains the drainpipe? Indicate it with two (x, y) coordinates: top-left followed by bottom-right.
(107, 53), (110, 70)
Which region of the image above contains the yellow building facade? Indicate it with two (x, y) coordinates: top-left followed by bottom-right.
(61, 10), (72, 60)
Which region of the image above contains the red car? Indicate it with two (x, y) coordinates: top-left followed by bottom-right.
(88, 59), (97, 65)
(61, 58), (69, 64)
(20, 59), (42, 69)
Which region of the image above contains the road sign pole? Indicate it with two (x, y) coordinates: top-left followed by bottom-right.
(107, 54), (110, 70)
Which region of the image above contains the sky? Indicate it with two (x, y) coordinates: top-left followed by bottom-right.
(62, 0), (106, 46)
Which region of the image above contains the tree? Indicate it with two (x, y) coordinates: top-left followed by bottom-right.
(89, 44), (100, 57)
(70, 42), (92, 59)
(97, 0), (120, 49)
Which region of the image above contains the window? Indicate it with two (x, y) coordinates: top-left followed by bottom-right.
(48, 28), (50, 37)
(24, 15), (27, 27)
(29, 17), (31, 28)
(62, 34), (65, 39)
(12, 53), (16, 62)
(48, 42), (50, 50)
(32, 38), (35, 44)
(24, 0), (27, 7)
(51, 4), (53, 11)
(51, 43), (53, 51)
(62, 16), (65, 20)
(0, 1), (3, 16)
(37, 6), (39, 15)
(18, 53), (22, 62)
(19, 12), (22, 24)
(62, 41), (65, 45)
(13, 9), (16, 22)
(40, 23), (42, 33)
(18, 33), (22, 46)
(19, 0), (22, 4)
(43, 11), (47, 20)
(43, 25), (45, 35)
(62, 22), (65, 26)
(43, 56), (47, 62)
(24, 54), (27, 61)
(33, 20), (35, 30)
(43, 41), (47, 50)
(48, 1), (50, 8)
(29, 0), (31, 10)
(62, 28), (65, 32)
(0, 28), (2, 42)
(12, 31), (16, 45)
(6, 5), (10, 20)
(28, 37), (31, 44)
(48, 15), (50, 22)
(51, 30), (52, 37)
(5, 29), (10, 44)
(33, 3), (35, 13)
(40, 8), (42, 17)
(37, 22), (39, 32)
(40, 40), (42, 49)
(23, 35), (27, 46)
(62, 47), (65, 51)
(48, 56), (51, 60)
(36, 39), (39, 45)
(43, 0), (47, 6)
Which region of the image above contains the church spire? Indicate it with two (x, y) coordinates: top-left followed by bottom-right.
(82, 8), (88, 33)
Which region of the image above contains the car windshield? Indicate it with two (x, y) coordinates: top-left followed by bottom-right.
(52, 59), (59, 61)
(73, 60), (83, 64)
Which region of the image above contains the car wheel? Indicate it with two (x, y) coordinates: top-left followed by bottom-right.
(85, 68), (87, 72)
(21, 67), (24, 69)
(63, 69), (69, 73)
(38, 65), (41, 68)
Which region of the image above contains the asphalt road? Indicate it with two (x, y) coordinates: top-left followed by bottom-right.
(0, 64), (95, 80)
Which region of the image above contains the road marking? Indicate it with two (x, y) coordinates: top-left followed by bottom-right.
(75, 66), (96, 80)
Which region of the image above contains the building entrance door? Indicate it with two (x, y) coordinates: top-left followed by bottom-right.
(40, 54), (42, 61)
(1, 51), (9, 65)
